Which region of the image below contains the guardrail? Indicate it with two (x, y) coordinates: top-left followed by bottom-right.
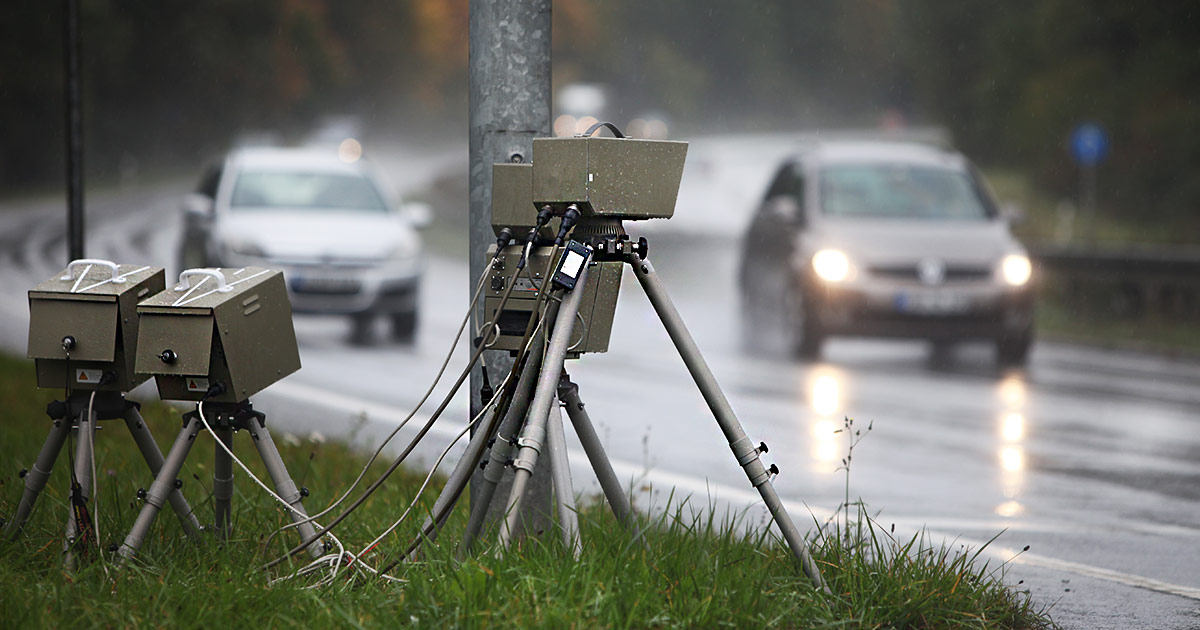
(1030, 244), (1200, 320)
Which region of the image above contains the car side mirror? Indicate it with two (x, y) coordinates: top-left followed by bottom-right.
(765, 195), (804, 227)
(999, 201), (1025, 226)
(401, 201), (432, 229)
(182, 193), (214, 221)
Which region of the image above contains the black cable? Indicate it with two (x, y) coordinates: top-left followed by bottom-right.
(380, 292), (564, 572)
(263, 257), (528, 570)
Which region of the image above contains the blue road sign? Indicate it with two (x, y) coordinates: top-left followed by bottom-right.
(1070, 123), (1109, 166)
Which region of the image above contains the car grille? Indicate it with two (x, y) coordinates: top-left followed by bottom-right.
(867, 264), (991, 282)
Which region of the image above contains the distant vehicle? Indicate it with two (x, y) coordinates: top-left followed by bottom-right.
(738, 139), (1034, 364)
(179, 146), (429, 344)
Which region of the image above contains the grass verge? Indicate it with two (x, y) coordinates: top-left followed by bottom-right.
(0, 354), (1054, 628)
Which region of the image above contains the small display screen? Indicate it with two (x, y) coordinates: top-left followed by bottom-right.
(559, 250), (586, 279)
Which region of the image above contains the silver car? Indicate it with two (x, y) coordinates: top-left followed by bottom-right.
(738, 139), (1034, 364)
(179, 146), (428, 344)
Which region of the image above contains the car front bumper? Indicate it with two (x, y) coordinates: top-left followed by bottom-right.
(809, 280), (1033, 340)
(281, 265), (421, 316)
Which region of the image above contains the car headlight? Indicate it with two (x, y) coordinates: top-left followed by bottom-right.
(812, 249), (851, 283)
(1000, 254), (1032, 286)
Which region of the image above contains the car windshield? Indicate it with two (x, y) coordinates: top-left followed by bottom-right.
(229, 170), (388, 212)
(818, 163), (992, 220)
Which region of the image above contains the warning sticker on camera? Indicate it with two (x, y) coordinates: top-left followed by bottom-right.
(75, 369), (102, 384)
(187, 377), (209, 393)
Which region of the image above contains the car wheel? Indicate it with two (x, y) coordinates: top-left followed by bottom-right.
(349, 312), (376, 346)
(996, 327), (1033, 366)
(782, 281), (823, 360)
(390, 311), (418, 344)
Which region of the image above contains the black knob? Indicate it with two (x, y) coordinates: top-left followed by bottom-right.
(136, 488), (147, 500)
(159, 349), (177, 365)
(61, 336), (76, 352)
(300, 487), (309, 498)
(173, 479), (183, 489)
(758, 441), (769, 454)
(18, 469), (27, 478)
(107, 543), (120, 553)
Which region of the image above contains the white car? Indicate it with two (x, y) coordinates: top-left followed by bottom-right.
(179, 146), (428, 344)
(739, 139), (1035, 364)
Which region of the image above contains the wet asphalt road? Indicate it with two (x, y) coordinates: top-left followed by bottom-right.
(1, 137), (1197, 628)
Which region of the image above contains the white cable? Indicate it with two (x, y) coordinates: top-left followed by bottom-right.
(259, 259), (500, 583)
(271, 260), (495, 536)
(353, 369), (513, 559)
(87, 391), (99, 554)
(195, 401), (394, 582)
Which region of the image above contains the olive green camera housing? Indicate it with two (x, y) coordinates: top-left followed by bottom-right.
(531, 136), (687, 219)
(27, 260), (165, 393)
(134, 268), (300, 403)
(483, 244), (622, 356)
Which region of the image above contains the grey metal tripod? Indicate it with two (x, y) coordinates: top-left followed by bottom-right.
(117, 401), (323, 560)
(462, 251), (825, 590)
(4, 392), (202, 546)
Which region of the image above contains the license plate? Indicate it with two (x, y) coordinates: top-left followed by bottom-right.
(895, 290), (970, 315)
(291, 273), (361, 294)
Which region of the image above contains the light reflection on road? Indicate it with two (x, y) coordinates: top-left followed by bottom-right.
(996, 373), (1027, 516)
(805, 365), (846, 474)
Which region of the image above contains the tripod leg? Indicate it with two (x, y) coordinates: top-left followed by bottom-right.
(213, 427), (234, 539)
(499, 265), (590, 550)
(119, 416), (201, 559)
(64, 407), (95, 560)
(459, 329), (547, 556)
(557, 373), (637, 532)
(545, 395), (581, 557)
(4, 416), (72, 539)
(630, 257), (825, 590)
(122, 407), (202, 539)
(245, 416), (323, 559)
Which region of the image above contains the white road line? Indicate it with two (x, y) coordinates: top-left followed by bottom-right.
(262, 378), (1200, 603)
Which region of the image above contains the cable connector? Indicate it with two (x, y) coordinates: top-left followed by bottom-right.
(494, 227), (515, 253)
(555, 204), (582, 245)
(201, 381), (226, 402)
(535, 205), (554, 229)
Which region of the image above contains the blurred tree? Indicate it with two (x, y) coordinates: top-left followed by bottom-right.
(1, 0), (1196, 235)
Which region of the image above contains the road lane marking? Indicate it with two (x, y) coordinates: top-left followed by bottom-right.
(260, 379), (1200, 602)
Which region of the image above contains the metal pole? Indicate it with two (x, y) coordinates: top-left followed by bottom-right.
(64, 408), (94, 547)
(459, 322), (549, 556)
(122, 407), (203, 538)
(120, 416), (200, 559)
(247, 417), (323, 560)
(499, 264), (590, 550)
(213, 428), (234, 539)
(557, 373), (637, 532)
(630, 256), (825, 590)
(544, 395), (581, 557)
(468, 0), (553, 534)
(5, 417), (72, 539)
(64, 0), (84, 262)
